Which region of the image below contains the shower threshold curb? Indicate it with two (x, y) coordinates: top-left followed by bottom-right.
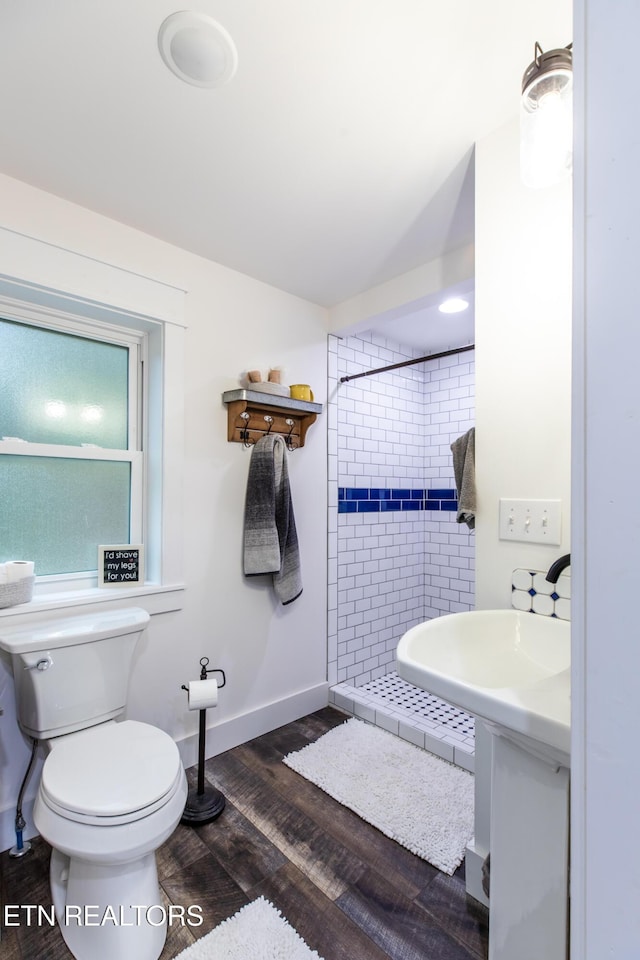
(329, 676), (475, 774)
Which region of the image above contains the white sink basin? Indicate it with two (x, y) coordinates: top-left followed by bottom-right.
(396, 610), (570, 761)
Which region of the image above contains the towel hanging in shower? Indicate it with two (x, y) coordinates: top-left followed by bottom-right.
(451, 427), (476, 530)
(243, 434), (303, 605)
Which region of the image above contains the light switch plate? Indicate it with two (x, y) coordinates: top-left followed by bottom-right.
(499, 499), (562, 545)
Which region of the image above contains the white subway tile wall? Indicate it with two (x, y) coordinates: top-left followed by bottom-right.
(327, 332), (476, 769)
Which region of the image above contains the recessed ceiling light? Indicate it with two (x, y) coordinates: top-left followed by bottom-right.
(438, 297), (469, 314)
(158, 12), (238, 88)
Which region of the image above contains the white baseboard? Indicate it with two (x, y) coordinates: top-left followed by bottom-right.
(0, 682), (331, 854)
(176, 681), (331, 770)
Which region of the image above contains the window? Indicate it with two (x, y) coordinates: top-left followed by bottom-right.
(0, 230), (186, 614)
(0, 314), (143, 582)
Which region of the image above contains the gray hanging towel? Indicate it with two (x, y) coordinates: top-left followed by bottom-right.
(450, 427), (476, 530)
(243, 434), (303, 605)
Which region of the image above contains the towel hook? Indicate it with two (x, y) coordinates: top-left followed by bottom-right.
(239, 411), (252, 448)
(285, 418), (296, 452)
(263, 415), (273, 436)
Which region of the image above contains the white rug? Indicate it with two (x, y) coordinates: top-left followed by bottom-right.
(284, 718), (474, 875)
(173, 897), (323, 960)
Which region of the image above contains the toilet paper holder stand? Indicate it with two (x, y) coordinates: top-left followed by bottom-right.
(180, 657), (227, 825)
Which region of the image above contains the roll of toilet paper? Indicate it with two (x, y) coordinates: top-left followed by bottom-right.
(4, 561), (35, 582)
(187, 678), (218, 711)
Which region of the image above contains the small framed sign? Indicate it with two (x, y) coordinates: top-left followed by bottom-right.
(98, 544), (144, 587)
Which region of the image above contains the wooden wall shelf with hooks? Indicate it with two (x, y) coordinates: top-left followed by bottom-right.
(222, 389), (323, 449)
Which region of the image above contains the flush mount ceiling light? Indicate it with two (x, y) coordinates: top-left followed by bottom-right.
(438, 297), (469, 314)
(158, 11), (238, 88)
(521, 41), (573, 189)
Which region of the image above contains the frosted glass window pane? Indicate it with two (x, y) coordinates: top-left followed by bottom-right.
(0, 456), (130, 575)
(0, 318), (129, 448)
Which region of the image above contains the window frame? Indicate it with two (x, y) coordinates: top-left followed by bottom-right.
(1, 309), (144, 589)
(0, 232), (186, 621)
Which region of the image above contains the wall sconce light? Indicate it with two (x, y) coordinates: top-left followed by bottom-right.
(521, 42), (573, 189)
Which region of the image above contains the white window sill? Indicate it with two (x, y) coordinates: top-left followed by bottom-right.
(0, 583), (185, 624)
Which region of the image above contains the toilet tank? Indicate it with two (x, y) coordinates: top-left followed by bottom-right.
(0, 607), (150, 739)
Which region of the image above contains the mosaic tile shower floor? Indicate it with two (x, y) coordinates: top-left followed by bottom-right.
(329, 671), (475, 773)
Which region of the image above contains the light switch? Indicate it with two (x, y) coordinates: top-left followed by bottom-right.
(499, 499), (562, 545)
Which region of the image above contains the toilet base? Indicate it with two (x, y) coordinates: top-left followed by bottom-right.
(50, 848), (167, 960)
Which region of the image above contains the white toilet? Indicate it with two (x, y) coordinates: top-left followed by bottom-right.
(0, 606), (188, 960)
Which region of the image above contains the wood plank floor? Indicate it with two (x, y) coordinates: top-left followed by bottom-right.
(0, 707), (488, 959)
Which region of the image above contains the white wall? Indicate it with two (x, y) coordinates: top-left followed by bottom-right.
(0, 174), (329, 851)
(328, 244), (474, 337)
(572, 1), (640, 955)
(470, 115), (572, 902)
(475, 118), (572, 607)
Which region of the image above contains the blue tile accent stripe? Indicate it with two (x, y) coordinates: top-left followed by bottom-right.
(338, 487), (458, 514)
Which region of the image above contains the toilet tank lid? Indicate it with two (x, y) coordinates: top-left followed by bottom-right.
(0, 607), (150, 654)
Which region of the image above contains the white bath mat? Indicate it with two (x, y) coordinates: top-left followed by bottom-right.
(284, 718), (474, 875)
(173, 897), (323, 960)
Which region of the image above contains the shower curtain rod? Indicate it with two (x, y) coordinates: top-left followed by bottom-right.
(339, 343), (475, 383)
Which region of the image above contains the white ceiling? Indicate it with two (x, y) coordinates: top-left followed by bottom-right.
(0, 1), (571, 331)
(367, 285), (476, 353)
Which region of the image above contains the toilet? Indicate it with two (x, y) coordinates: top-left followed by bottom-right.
(0, 607), (187, 960)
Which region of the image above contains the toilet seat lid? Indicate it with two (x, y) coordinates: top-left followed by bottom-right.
(41, 720), (182, 820)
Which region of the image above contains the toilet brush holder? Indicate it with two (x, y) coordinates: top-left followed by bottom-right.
(181, 658), (227, 825)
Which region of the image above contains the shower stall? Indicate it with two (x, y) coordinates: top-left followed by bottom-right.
(327, 331), (476, 772)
